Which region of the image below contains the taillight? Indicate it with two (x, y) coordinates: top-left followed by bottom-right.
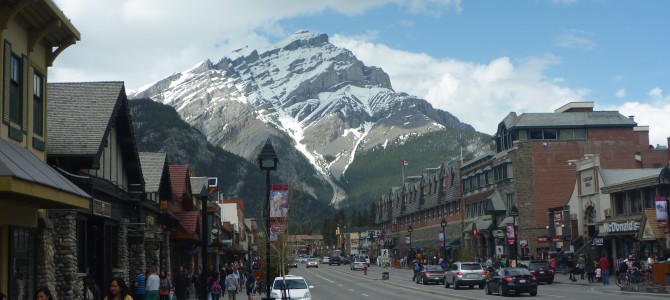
(483, 271), (490, 278)
(532, 276), (537, 282)
(423, 272), (429, 276)
(530, 270), (536, 275)
(457, 271), (463, 276)
(504, 276), (513, 282)
(548, 269), (554, 275)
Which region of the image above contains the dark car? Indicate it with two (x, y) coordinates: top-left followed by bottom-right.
(415, 265), (445, 285)
(329, 255), (341, 265)
(485, 267), (538, 297)
(340, 256), (350, 265)
(518, 260), (554, 284)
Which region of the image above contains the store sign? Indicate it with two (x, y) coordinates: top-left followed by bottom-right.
(591, 237), (604, 246)
(603, 221), (640, 233)
(537, 236), (549, 243)
(551, 236), (564, 242)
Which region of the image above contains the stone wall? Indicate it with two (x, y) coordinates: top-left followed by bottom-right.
(51, 212), (82, 300)
(37, 218), (57, 297)
(112, 219), (130, 285)
(161, 232), (172, 278)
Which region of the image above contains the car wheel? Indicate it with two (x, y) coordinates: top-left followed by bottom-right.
(486, 283), (492, 295)
(498, 284), (505, 297)
(421, 277), (427, 285)
(444, 278), (450, 288)
(453, 279), (459, 290)
(530, 290), (537, 297)
(479, 284), (485, 289)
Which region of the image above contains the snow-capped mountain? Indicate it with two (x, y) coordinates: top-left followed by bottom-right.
(129, 31), (483, 205)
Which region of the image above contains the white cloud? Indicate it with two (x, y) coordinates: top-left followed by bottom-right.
(615, 88), (627, 98)
(555, 29), (597, 50)
(332, 34), (590, 135)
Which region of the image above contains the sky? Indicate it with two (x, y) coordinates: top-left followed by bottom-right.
(51, 0), (670, 147)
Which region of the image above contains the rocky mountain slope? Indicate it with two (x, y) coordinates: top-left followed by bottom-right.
(129, 30), (490, 207)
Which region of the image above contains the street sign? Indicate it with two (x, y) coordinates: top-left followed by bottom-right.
(496, 245), (504, 255)
(381, 248), (390, 258)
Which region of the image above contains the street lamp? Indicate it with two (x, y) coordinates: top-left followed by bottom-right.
(199, 186), (209, 300)
(440, 218), (447, 263)
(257, 138), (278, 300)
(407, 225), (413, 258)
(509, 205), (519, 266)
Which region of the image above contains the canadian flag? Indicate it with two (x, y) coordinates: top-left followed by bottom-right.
(401, 160), (409, 166)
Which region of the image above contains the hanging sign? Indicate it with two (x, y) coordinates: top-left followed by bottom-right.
(506, 223), (515, 245)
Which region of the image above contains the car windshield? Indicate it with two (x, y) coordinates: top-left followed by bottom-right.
(355, 258), (366, 262)
(307, 258), (317, 262)
(504, 268), (531, 276)
(273, 279), (308, 290)
(424, 265), (443, 271)
(461, 263), (482, 270)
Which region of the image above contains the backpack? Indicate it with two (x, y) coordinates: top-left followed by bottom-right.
(211, 280), (222, 295)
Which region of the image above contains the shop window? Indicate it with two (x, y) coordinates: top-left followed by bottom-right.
(614, 193), (626, 215)
(642, 188), (654, 209)
(629, 190), (642, 213)
(9, 227), (36, 300)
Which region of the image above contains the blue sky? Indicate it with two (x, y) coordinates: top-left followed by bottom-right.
(51, 0), (669, 146)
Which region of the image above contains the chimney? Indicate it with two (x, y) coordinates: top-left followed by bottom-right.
(628, 115), (635, 121)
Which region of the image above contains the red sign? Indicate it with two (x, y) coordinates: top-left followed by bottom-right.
(537, 236), (549, 243)
(551, 236), (564, 242)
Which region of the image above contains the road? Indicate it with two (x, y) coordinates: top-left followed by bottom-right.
(255, 262), (669, 300)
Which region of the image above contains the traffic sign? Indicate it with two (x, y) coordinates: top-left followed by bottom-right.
(381, 248), (390, 258)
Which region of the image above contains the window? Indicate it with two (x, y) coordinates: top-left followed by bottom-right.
(614, 193), (626, 215)
(529, 129), (558, 140)
(560, 128), (587, 140)
(642, 188), (655, 209)
(33, 72), (44, 136)
(10, 53), (23, 125)
(629, 190), (642, 213)
(506, 194), (515, 214)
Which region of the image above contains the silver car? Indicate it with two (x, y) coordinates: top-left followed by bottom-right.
(444, 261), (486, 289)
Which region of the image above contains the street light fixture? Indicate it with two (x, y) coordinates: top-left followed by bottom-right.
(407, 225), (413, 258)
(257, 138), (278, 300)
(199, 186), (209, 300)
(509, 205), (519, 266)
(440, 218), (447, 263)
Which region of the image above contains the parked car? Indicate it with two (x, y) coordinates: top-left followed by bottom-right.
(350, 256), (367, 271)
(415, 265), (445, 285)
(321, 256), (330, 264)
(485, 267), (538, 297)
(306, 258), (318, 268)
(518, 260), (554, 284)
(270, 275), (314, 300)
(444, 261), (485, 289)
(340, 256), (350, 265)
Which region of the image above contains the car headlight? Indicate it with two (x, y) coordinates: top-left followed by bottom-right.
(270, 291), (279, 298)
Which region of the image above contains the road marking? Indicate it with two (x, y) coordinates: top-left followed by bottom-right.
(348, 289), (354, 292)
(310, 272), (335, 283)
(361, 294), (369, 297)
(539, 294), (566, 298)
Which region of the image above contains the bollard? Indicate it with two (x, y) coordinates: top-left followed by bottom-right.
(382, 272), (389, 280)
(364, 266), (368, 275)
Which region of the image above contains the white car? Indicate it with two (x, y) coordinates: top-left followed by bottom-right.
(350, 256), (367, 270)
(321, 256), (330, 264)
(306, 258), (318, 268)
(270, 275), (314, 300)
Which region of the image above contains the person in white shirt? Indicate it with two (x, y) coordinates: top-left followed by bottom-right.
(145, 267), (161, 300)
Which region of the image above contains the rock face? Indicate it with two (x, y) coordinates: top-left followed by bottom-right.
(129, 30), (480, 204)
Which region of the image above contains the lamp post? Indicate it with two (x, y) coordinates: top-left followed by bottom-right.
(407, 225), (413, 258)
(199, 186), (209, 300)
(509, 205), (519, 266)
(358, 231), (363, 256)
(257, 138), (278, 300)
(440, 218), (447, 263)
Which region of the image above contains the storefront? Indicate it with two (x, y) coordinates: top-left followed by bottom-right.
(598, 217), (642, 259)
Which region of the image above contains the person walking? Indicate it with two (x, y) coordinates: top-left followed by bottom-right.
(105, 277), (133, 300)
(567, 255), (576, 281)
(577, 254), (585, 280)
(173, 267), (189, 300)
(224, 269), (238, 300)
(146, 267), (160, 300)
(35, 287), (53, 300)
(210, 278), (222, 300)
(133, 268), (146, 300)
(599, 254), (610, 285)
(244, 270), (255, 300)
(158, 271), (172, 300)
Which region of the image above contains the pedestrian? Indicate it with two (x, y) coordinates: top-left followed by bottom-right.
(158, 270), (172, 300)
(105, 277), (133, 300)
(567, 255), (575, 281)
(133, 268), (146, 300)
(210, 278), (222, 300)
(549, 256), (556, 271)
(599, 254), (610, 285)
(595, 266), (602, 283)
(577, 254), (585, 280)
(412, 260), (420, 281)
(224, 269), (238, 300)
(35, 287), (53, 300)
(173, 267), (189, 300)
(244, 270), (255, 300)
(146, 267), (160, 300)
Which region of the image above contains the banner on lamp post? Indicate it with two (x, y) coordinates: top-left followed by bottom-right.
(506, 223), (515, 245)
(270, 184), (289, 221)
(439, 231), (444, 242)
(656, 196), (668, 229)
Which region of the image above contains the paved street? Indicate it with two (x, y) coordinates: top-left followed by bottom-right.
(220, 263), (668, 300)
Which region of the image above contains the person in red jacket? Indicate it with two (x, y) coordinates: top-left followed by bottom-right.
(599, 254), (610, 285)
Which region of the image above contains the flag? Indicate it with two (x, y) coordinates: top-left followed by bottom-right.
(401, 160), (409, 166)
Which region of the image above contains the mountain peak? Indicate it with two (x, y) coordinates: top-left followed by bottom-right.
(277, 30), (329, 51)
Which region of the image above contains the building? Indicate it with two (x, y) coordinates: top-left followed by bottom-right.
(1, 1), (90, 297)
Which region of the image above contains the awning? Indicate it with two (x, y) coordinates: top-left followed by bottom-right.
(499, 216), (518, 229)
(463, 218), (494, 233)
(0, 138), (90, 208)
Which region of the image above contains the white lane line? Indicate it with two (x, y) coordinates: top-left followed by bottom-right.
(348, 289), (354, 292)
(311, 272), (335, 284)
(361, 294), (369, 297)
(539, 294), (566, 298)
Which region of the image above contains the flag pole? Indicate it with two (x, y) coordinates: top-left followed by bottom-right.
(401, 159), (405, 185)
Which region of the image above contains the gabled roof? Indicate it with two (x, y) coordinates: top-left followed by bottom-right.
(47, 81), (144, 184)
(190, 177), (209, 197)
(139, 152), (167, 193)
(168, 164), (190, 198)
(173, 210), (199, 235)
